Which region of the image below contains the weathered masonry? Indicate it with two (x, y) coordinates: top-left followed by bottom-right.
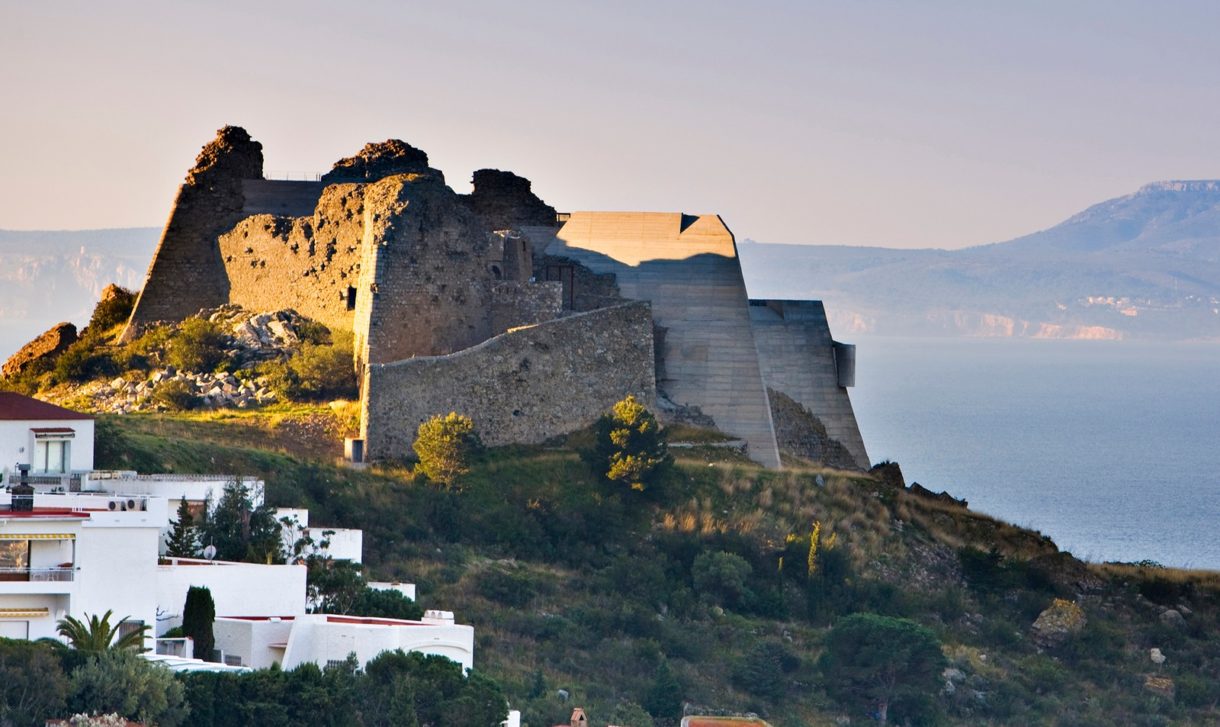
(125, 126), (868, 469)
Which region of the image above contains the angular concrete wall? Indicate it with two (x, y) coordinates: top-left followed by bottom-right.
(545, 212), (781, 468)
(749, 300), (870, 469)
(361, 302), (656, 461)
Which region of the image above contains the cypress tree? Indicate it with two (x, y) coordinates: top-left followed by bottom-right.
(182, 586), (216, 661)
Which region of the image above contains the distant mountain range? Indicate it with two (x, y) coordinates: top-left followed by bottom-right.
(1, 180), (1217, 359)
(0, 227), (157, 356)
(739, 181), (1220, 341)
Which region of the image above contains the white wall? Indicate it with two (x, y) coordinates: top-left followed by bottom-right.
(74, 521), (162, 650)
(155, 559), (306, 635)
(0, 418), (95, 474)
(281, 614), (474, 672)
(213, 617), (294, 669)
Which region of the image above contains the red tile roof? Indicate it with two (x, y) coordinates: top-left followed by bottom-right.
(0, 392), (92, 421)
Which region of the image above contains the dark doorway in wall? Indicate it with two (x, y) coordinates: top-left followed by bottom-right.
(345, 286), (357, 311)
(545, 264), (575, 309)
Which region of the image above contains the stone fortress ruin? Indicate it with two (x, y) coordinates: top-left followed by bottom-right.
(123, 126), (869, 470)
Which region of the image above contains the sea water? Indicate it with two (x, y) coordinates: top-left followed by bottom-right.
(848, 337), (1220, 570)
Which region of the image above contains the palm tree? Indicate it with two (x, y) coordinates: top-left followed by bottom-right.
(56, 610), (149, 652)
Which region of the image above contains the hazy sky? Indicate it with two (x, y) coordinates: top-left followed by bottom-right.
(3, 1), (1219, 248)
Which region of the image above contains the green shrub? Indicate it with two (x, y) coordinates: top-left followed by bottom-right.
(53, 335), (116, 384)
(68, 649), (188, 726)
(732, 642), (788, 700)
(349, 587), (424, 621)
(588, 394), (670, 492)
(165, 317), (227, 372)
(153, 380), (199, 411)
(263, 336), (356, 401)
(477, 568), (539, 608)
(183, 586), (216, 662)
(692, 550), (753, 609)
(413, 413), (480, 489)
(85, 286), (136, 333)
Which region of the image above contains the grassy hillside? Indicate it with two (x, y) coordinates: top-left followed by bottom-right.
(96, 410), (1220, 726)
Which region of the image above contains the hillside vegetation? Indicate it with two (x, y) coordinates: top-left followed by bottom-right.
(93, 409), (1220, 726)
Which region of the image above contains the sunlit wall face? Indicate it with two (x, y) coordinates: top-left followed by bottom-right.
(3, 2), (1220, 248)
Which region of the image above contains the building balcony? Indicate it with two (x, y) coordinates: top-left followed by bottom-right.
(0, 565), (75, 582)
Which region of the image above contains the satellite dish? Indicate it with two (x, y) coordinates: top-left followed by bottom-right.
(202, 544), (217, 560)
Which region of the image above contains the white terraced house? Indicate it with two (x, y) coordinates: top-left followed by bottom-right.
(0, 488), (165, 644)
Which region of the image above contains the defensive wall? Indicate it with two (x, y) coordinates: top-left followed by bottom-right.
(361, 302), (656, 461)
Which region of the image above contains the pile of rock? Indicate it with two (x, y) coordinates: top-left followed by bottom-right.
(203, 306), (309, 361)
(93, 368), (279, 413)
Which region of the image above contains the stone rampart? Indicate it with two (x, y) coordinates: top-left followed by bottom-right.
(361, 302), (655, 461)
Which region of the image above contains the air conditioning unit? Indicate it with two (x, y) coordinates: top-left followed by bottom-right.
(126, 499), (137, 511)
(108, 500), (120, 511)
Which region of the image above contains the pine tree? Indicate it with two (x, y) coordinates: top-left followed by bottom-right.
(164, 497), (199, 558)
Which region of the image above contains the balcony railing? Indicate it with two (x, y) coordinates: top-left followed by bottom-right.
(0, 566), (75, 582)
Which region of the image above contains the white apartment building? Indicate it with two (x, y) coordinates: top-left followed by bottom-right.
(0, 491), (165, 645)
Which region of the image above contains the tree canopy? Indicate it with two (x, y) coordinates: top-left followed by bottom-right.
(590, 395), (670, 492)
(819, 612), (947, 724)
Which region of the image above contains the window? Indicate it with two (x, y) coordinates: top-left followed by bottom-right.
(345, 286), (357, 311)
(117, 619), (146, 644)
(224, 654), (244, 667)
(34, 439), (69, 473)
(0, 541), (29, 581)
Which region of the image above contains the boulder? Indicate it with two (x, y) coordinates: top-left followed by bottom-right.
(1159, 609), (1185, 628)
(2, 322), (78, 379)
(1031, 598), (1086, 649)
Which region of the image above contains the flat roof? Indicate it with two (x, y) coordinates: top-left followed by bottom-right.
(0, 392), (93, 421)
(0, 508), (89, 519)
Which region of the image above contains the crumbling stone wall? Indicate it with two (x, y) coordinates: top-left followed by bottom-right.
(218, 184), (366, 334)
(537, 255), (625, 312)
(125, 126), (265, 335)
(461, 169), (556, 229)
(361, 302), (655, 460)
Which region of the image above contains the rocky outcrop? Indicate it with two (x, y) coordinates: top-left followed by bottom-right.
(1031, 598), (1086, 649)
(322, 140), (434, 183)
(767, 388), (861, 470)
(2, 322), (77, 379)
(462, 169), (557, 229)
